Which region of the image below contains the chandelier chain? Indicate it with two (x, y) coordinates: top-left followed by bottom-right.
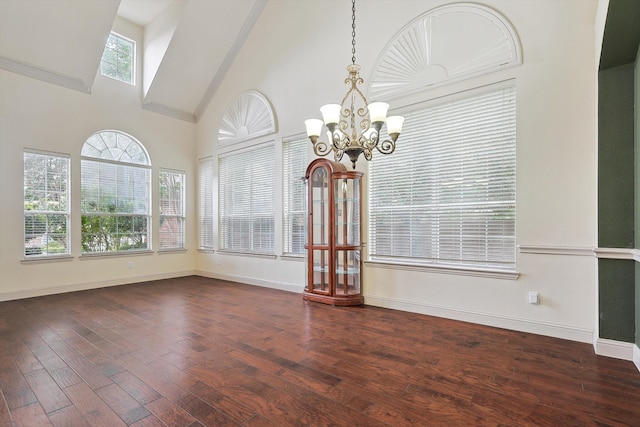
(351, 0), (356, 65)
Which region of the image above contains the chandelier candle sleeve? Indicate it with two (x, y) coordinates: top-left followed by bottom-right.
(320, 104), (342, 125)
(367, 102), (389, 123)
(386, 116), (405, 136)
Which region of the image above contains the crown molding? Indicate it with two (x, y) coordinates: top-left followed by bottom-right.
(142, 102), (197, 123)
(0, 56), (91, 94)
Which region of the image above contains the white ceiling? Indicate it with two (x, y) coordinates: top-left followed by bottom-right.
(118, 0), (175, 27)
(0, 0), (267, 123)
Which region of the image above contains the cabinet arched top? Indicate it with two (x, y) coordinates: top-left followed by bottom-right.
(305, 158), (363, 180)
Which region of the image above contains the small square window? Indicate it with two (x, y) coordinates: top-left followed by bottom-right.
(100, 32), (134, 85)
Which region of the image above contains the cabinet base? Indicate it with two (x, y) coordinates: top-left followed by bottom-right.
(302, 291), (364, 306)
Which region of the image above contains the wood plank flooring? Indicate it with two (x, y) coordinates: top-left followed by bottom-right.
(0, 275), (639, 426)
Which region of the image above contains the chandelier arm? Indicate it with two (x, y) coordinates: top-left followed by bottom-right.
(376, 138), (397, 155)
(310, 138), (332, 157)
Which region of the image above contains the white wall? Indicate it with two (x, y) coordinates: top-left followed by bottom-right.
(0, 0), (601, 344)
(196, 0), (600, 343)
(0, 17), (197, 300)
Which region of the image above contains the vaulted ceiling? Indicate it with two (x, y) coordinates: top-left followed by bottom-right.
(0, 0), (267, 123)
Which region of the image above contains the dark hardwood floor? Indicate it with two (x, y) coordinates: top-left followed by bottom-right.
(0, 276), (638, 426)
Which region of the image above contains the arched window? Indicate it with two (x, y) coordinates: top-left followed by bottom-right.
(217, 91), (276, 254)
(81, 130), (151, 253)
(367, 4), (519, 274)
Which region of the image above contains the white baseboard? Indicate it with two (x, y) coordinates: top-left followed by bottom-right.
(0, 270), (198, 302)
(594, 338), (635, 361)
(195, 270), (304, 294)
(634, 344), (640, 372)
(364, 295), (594, 343)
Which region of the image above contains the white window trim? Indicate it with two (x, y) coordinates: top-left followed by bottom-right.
(100, 31), (136, 85)
(367, 80), (518, 278)
(23, 149), (71, 260)
(159, 168), (186, 251)
(282, 133), (308, 257)
(218, 139), (276, 256)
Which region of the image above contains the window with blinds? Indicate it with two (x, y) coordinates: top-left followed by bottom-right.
(159, 169), (185, 250)
(368, 85), (516, 270)
(198, 157), (214, 250)
(283, 136), (308, 255)
(24, 150), (70, 257)
(81, 131), (151, 253)
(219, 144), (275, 254)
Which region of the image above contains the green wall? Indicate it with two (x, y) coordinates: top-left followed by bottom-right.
(598, 65), (635, 249)
(599, 259), (636, 341)
(598, 64), (636, 342)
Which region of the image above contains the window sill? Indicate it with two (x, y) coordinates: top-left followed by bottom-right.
(158, 248), (188, 254)
(22, 255), (73, 264)
(280, 254), (305, 261)
(365, 259), (519, 280)
(218, 251), (277, 260)
(197, 248), (215, 254)
(79, 250), (154, 260)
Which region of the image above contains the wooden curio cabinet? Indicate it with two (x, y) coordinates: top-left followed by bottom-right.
(304, 158), (364, 306)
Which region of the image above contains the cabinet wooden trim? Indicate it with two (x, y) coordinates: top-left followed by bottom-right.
(304, 158), (364, 306)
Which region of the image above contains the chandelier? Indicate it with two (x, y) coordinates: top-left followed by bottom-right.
(305, 0), (404, 169)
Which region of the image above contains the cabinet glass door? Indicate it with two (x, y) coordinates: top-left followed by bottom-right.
(335, 177), (360, 246)
(311, 167), (329, 245)
(335, 249), (361, 295)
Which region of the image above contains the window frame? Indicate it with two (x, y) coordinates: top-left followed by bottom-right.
(282, 134), (309, 257)
(198, 157), (215, 251)
(367, 82), (517, 277)
(100, 32), (135, 85)
(23, 149), (71, 260)
(218, 142), (276, 255)
(80, 130), (151, 255)
(159, 168), (186, 251)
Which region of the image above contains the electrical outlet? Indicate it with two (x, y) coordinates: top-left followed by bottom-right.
(127, 261), (133, 269)
(528, 291), (539, 305)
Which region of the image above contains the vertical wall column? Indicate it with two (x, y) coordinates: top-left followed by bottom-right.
(598, 64), (636, 343)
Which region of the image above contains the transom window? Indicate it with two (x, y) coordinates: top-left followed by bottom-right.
(100, 32), (135, 84)
(81, 131), (151, 253)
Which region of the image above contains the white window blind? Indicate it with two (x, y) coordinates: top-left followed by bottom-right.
(369, 86), (516, 270)
(159, 169), (185, 250)
(283, 136), (308, 255)
(198, 157), (214, 250)
(24, 150), (70, 257)
(219, 144), (275, 254)
(81, 131), (150, 253)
